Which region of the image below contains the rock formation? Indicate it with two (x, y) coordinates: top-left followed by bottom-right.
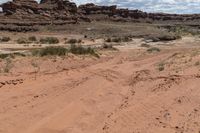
(0, 0), (83, 31)
(78, 3), (200, 22)
(1, 0), (38, 15)
(0, 0), (200, 32)
(1, 0), (78, 17)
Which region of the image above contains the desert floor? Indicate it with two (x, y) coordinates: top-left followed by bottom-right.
(1, 36), (200, 133)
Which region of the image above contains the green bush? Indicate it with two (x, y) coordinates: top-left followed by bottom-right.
(32, 47), (67, 56)
(28, 36), (37, 42)
(0, 36), (11, 42)
(69, 44), (99, 58)
(40, 37), (59, 44)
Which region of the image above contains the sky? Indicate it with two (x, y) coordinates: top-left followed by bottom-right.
(0, 0), (200, 14)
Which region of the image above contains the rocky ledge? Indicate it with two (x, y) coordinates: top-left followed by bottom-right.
(0, 0), (200, 32)
(78, 3), (200, 23)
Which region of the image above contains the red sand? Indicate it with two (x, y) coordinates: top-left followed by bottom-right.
(1, 44), (200, 133)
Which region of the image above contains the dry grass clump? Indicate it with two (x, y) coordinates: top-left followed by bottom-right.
(105, 36), (132, 43)
(28, 36), (37, 42)
(112, 38), (122, 43)
(0, 57), (13, 73)
(17, 37), (29, 44)
(103, 44), (113, 49)
(140, 43), (150, 48)
(32, 45), (99, 58)
(158, 35), (181, 41)
(0, 36), (11, 42)
(69, 44), (99, 58)
(102, 44), (118, 50)
(168, 26), (200, 36)
(0, 53), (26, 59)
(32, 47), (67, 56)
(145, 34), (181, 42)
(40, 37), (59, 44)
(158, 62), (165, 71)
(147, 47), (160, 53)
(67, 39), (82, 44)
(17, 36), (38, 44)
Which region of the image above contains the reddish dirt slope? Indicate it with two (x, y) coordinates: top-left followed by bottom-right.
(1, 46), (200, 133)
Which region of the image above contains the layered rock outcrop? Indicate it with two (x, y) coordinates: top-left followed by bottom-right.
(1, 0), (78, 17)
(0, 0), (84, 31)
(0, 0), (200, 32)
(78, 3), (200, 22)
(1, 0), (38, 15)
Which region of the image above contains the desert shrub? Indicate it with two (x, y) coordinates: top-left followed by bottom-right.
(146, 35), (181, 42)
(32, 47), (67, 56)
(31, 61), (40, 80)
(67, 39), (77, 44)
(69, 44), (99, 58)
(158, 35), (177, 41)
(112, 37), (122, 43)
(78, 39), (82, 43)
(3, 57), (12, 73)
(147, 47), (160, 53)
(28, 36), (37, 42)
(158, 62), (165, 71)
(122, 36), (132, 42)
(105, 38), (112, 42)
(145, 36), (160, 42)
(141, 43), (150, 48)
(40, 37), (59, 44)
(105, 36), (131, 43)
(13, 52), (26, 57)
(103, 44), (113, 49)
(0, 52), (26, 59)
(17, 37), (29, 44)
(102, 44), (118, 50)
(0, 36), (11, 42)
(67, 39), (82, 44)
(168, 26), (196, 36)
(0, 54), (10, 59)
